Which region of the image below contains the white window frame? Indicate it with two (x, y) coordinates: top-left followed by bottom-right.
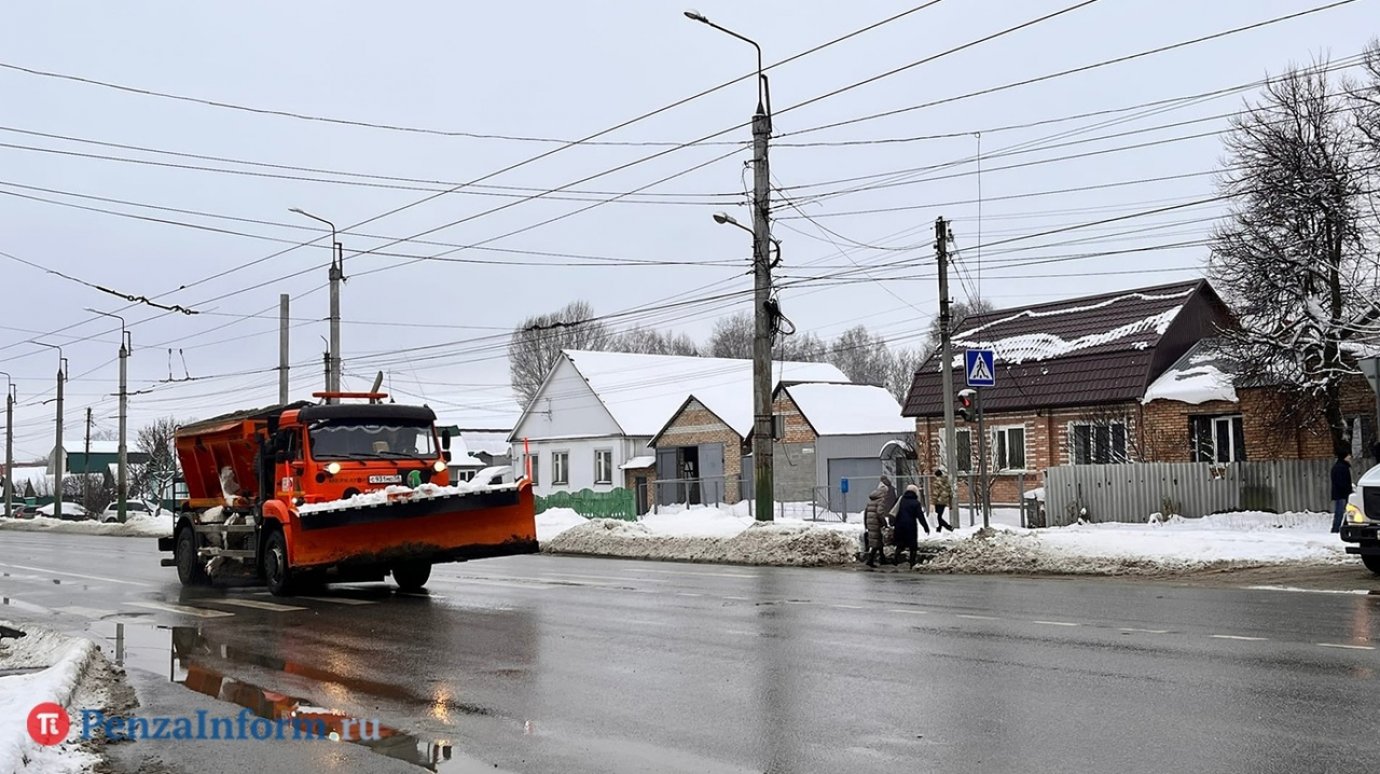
(552, 451), (569, 486)
(940, 428), (973, 473)
(1191, 415), (1244, 463)
(594, 449), (613, 485)
(991, 425), (1028, 472)
(527, 455), (539, 486)
(1068, 420), (1130, 465)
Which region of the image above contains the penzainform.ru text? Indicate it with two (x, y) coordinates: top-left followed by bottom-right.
(77, 708), (386, 742)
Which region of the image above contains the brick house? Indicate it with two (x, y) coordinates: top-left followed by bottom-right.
(1140, 339), (1378, 463)
(902, 279), (1233, 504)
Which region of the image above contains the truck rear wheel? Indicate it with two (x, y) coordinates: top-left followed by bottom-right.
(392, 562), (432, 592)
(262, 528), (297, 596)
(175, 525), (208, 586)
(1362, 553), (1380, 576)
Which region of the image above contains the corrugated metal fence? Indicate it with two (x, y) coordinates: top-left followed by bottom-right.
(1044, 460), (1334, 525)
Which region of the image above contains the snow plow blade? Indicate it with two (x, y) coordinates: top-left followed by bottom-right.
(282, 481), (538, 571)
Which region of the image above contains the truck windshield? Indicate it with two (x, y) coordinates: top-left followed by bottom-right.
(308, 422), (436, 460)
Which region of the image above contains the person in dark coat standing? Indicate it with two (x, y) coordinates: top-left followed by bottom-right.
(1331, 452), (1354, 534)
(863, 485), (888, 567)
(893, 484), (927, 568)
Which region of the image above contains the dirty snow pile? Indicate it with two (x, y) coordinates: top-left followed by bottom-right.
(298, 480), (517, 514)
(0, 621), (102, 773)
(0, 513), (170, 538)
(922, 510), (1349, 575)
(542, 515), (858, 566)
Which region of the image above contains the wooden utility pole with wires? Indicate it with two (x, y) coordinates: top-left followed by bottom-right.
(936, 218), (959, 506)
(83, 407), (92, 510)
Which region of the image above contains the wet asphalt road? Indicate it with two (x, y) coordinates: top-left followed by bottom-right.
(3, 531), (1380, 774)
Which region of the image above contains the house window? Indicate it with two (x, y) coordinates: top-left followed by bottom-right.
(1190, 415), (1245, 462)
(595, 449), (613, 485)
(1070, 422), (1129, 465)
(527, 455), (539, 485)
(993, 426), (1027, 470)
(954, 429), (972, 473)
(552, 452), (570, 486)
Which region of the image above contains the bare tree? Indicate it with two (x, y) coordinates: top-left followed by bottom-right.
(611, 327), (701, 356)
(885, 346), (930, 403)
(1209, 60), (1376, 454)
(131, 417), (179, 503)
(508, 300), (613, 406)
(827, 326), (893, 386)
(777, 331), (828, 363)
(926, 298), (995, 350)
(706, 313), (754, 359)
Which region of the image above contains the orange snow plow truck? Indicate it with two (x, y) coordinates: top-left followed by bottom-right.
(158, 392), (537, 595)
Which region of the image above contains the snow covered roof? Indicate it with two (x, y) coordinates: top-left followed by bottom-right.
(620, 456), (655, 470)
(559, 350), (848, 437)
(783, 384), (913, 436)
(457, 431), (510, 457)
(1142, 340), (1238, 405)
(904, 279), (1231, 416)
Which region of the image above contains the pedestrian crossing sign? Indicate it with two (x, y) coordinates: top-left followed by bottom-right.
(965, 349), (996, 387)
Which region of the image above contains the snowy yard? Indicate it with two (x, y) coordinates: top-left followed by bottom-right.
(538, 505), (1355, 574)
(0, 513), (171, 538)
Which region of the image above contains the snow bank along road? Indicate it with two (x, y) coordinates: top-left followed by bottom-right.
(2, 531), (1379, 773)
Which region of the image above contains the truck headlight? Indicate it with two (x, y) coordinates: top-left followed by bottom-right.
(433, 460), (447, 473)
(324, 462), (341, 476)
(1347, 503), (1366, 523)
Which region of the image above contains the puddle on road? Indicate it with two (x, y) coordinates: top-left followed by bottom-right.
(91, 621), (500, 772)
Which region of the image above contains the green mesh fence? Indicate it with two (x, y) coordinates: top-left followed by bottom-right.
(536, 488), (637, 521)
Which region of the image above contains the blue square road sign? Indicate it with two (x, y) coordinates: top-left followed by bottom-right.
(965, 349), (996, 388)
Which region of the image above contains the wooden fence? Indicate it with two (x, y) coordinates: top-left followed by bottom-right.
(1043, 459), (1335, 526)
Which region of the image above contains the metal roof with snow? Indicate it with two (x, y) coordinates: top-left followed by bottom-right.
(903, 279), (1232, 416)
(782, 383), (912, 436)
(529, 350), (849, 439)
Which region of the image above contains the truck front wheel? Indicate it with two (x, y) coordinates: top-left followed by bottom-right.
(1362, 553), (1380, 576)
(175, 525), (208, 586)
(392, 562), (432, 592)
(262, 529), (297, 596)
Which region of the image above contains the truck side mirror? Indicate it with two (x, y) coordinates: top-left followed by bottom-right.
(442, 450), (453, 463)
(441, 430), (452, 451)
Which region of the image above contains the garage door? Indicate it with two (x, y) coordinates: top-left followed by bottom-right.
(827, 457), (882, 515)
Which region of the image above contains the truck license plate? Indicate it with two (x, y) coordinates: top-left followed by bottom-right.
(368, 474), (403, 485)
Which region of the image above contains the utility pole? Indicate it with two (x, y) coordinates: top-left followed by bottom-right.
(2, 372), (13, 520)
(936, 218), (959, 512)
(750, 87), (773, 523)
(117, 330), (129, 523)
(323, 351), (331, 395)
(83, 407), (92, 511)
(976, 390), (990, 529)
(279, 294), (291, 404)
(328, 241), (343, 399)
(54, 359), (65, 521)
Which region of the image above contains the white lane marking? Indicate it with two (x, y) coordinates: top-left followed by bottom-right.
(1210, 634), (1269, 642)
(630, 568), (755, 579)
(832, 604), (865, 610)
(887, 609), (929, 615)
(956, 614), (999, 621)
(55, 606), (117, 619)
(533, 572), (669, 584)
(676, 592), (704, 598)
(430, 577), (560, 591)
(209, 598), (307, 612)
(1032, 620), (1080, 627)
(293, 595), (377, 606)
(1318, 642), (1377, 651)
(1245, 585), (1372, 595)
(128, 601), (234, 618)
(724, 595), (752, 601)
(0, 562), (152, 587)
(622, 618), (672, 627)
(1121, 628), (1171, 634)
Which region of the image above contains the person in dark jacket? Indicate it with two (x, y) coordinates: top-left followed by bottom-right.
(1331, 452), (1354, 534)
(863, 485), (888, 567)
(892, 484), (926, 568)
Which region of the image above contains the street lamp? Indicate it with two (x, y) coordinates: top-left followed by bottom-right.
(32, 343), (65, 520)
(712, 212), (782, 269)
(289, 207), (344, 401)
(86, 308), (132, 523)
(688, 11), (775, 521)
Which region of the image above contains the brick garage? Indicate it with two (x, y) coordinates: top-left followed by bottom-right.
(650, 397), (747, 504)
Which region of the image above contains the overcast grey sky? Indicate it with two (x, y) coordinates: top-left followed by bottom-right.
(0, 0), (1373, 458)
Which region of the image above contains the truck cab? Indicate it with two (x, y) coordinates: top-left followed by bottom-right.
(162, 393), (537, 595)
(1342, 464), (1380, 574)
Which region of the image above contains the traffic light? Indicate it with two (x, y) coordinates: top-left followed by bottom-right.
(957, 389), (976, 422)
